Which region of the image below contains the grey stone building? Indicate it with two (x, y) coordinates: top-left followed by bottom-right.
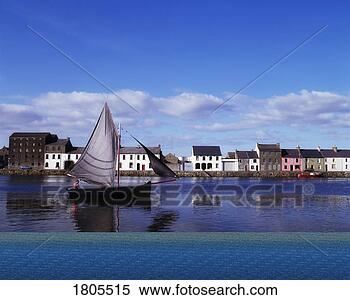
(255, 143), (281, 171)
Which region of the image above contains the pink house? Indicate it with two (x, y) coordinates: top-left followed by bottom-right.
(281, 148), (304, 172)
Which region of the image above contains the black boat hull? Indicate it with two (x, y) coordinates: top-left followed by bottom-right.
(67, 182), (152, 206)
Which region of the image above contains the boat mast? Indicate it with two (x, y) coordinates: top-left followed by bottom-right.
(117, 122), (121, 187)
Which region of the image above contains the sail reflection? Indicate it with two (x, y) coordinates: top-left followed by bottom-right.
(70, 204), (115, 232)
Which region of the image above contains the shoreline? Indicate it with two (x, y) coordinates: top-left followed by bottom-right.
(1, 169), (350, 178)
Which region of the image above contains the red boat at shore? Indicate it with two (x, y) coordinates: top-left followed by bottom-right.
(297, 169), (323, 179)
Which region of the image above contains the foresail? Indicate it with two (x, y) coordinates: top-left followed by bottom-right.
(68, 103), (117, 186)
(131, 136), (177, 178)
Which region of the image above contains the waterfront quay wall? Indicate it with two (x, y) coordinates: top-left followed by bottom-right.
(2, 169), (350, 178)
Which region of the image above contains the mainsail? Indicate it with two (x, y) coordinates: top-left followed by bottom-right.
(131, 136), (177, 178)
(68, 103), (117, 186)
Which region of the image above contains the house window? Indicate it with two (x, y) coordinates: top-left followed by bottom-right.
(346, 165), (348, 169)
(55, 162), (59, 168)
(332, 164), (336, 169)
(130, 155), (133, 160)
(122, 155), (126, 160)
(284, 165), (287, 170)
(137, 155), (140, 160)
(333, 158), (335, 162)
(76, 155), (79, 159)
(68, 154), (71, 160)
(45, 154), (49, 159)
(251, 165), (254, 170)
(209, 156), (212, 161)
(346, 159), (348, 162)
(129, 162), (133, 168)
(195, 163), (200, 170)
(285, 158), (287, 163)
(296, 158), (298, 163)
(253, 159), (257, 163)
(45, 162), (48, 167)
(207, 163), (212, 169)
(57, 154), (61, 159)
(52, 154), (55, 159)
(203, 156), (206, 161)
(216, 156), (219, 160)
(143, 155), (145, 160)
(295, 165), (300, 170)
(196, 156), (199, 161)
(216, 163), (219, 168)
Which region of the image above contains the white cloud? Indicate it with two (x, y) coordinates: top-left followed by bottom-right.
(1, 89), (350, 152)
(157, 92), (223, 116)
(194, 90), (350, 131)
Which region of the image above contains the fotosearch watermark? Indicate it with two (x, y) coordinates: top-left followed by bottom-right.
(38, 182), (316, 208)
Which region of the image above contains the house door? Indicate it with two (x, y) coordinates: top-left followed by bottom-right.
(142, 164), (145, 171)
(137, 163), (140, 170)
(290, 165), (293, 171)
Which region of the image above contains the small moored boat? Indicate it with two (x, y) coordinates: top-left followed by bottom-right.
(297, 169), (323, 179)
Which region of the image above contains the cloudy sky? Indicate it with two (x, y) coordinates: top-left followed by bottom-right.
(1, 1), (350, 155)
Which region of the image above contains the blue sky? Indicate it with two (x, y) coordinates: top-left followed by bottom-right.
(1, 0), (350, 155)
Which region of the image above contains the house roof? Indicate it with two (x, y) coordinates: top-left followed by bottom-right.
(321, 149), (350, 158)
(164, 153), (180, 164)
(68, 147), (85, 154)
(236, 150), (258, 159)
(120, 146), (161, 155)
(10, 132), (53, 137)
(227, 152), (235, 159)
(281, 149), (301, 158)
(192, 146), (221, 156)
(0, 146), (9, 154)
(256, 143), (280, 151)
(300, 149), (323, 158)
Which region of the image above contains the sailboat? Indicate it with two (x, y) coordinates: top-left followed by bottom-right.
(67, 103), (176, 206)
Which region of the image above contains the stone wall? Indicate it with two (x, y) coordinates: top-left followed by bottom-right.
(2, 168), (350, 178)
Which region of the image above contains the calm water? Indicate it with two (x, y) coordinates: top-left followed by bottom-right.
(1, 175), (350, 232)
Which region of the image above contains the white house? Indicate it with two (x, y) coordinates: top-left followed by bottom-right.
(222, 152), (238, 171)
(189, 146), (222, 171)
(44, 138), (84, 170)
(45, 143), (163, 171)
(321, 147), (350, 172)
(119, 146), (162, 171)
(247, 151), (260, 171)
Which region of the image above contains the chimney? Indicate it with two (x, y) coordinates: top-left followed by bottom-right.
(317, 145), (321, 152)
(296, 144), (301, 151)
(332, 145), (337, 153)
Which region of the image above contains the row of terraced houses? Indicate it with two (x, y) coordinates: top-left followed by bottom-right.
(189, 144), (350, 172)
(1, 132), (350, 173)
